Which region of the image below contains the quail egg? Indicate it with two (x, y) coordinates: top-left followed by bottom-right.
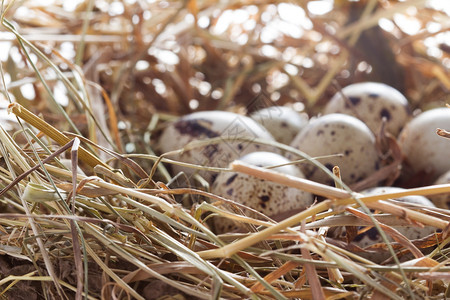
(398, 107), (450, 183)
(288, 113), (380, 186)
(250, 106), (309, 145)
(211, 151), (313, 233)
(351, 187), (436, 263)
(157, 111), (278, 182)
(428, 170), (450, 209)
(323, 82), (410, 136)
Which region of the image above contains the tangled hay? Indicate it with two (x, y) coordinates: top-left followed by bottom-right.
(0, 0), (450, 299)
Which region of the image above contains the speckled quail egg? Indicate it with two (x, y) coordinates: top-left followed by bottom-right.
(250, 106), (309, 145)
(211, 151), (313, 233)
(323, 82), (410, 136)
(288, 113), (380, 186)
(398, 108), (450, 183)
(428, 170), (450, 209)
(157, 111), (278, 182)
(352, 187), (436, 263)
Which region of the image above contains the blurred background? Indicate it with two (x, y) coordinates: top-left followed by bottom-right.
(0, 0), (449, 146)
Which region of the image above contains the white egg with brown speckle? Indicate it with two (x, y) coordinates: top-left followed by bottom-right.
(352, 187), (436, 263)
(324, 82), (410, 136)
(211, 151), (313, 233)
(398, 108), (450, 184)
(288, 114), (380, 186)
(250, 106), (309, 145)
(157, 111), (278, 182)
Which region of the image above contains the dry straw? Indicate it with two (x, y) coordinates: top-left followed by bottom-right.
(0, 0), (450, 299)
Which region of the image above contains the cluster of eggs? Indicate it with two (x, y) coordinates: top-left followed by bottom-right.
(156, 81), (450, 261)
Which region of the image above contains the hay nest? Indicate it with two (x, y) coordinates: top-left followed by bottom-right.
(0, 1), (449, 299)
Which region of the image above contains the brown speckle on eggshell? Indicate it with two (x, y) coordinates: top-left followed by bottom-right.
(324, 82), (410, 136)
(211, 151), (313, 233)
(157, 111), (278, 183)
(288, 114), (380, 186)
(250, 106), (309, 145)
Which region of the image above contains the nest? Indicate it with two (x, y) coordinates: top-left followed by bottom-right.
(0, 0), (450, 299)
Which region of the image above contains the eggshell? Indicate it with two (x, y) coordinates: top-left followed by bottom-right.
(398, 108), (450, 183)
(157, 111), (278, 182)
(288, 113), (380, 186)
(351, 187), (436, 263)
(324, 82), (410, 136)
(211, 151), (313, 233)
(250, 106), (309, 145)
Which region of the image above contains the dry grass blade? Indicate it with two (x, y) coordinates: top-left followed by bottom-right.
(8, 103), (108, 169)
(231, 160), (351, 199)
(198, 161), (450, 264)
(250, 260), (301, 293)
(0, 0), (449, 298)
(346, 206), (423, 259)
(69, 138), (84, 300)
(437, 128), (450, 139)
(300, 238), (326, 300)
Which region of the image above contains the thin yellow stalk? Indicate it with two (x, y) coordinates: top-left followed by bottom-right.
(232, 160), (450, 208)
(83, 242), (145, 300)
(0, 273), (97, 300)
(322, 166), (344, 284)
(365, 200), (448, 230)
(196, 161), (450, 259)
(231, 161), (351, 199)
(44, 164), (174, 214)
(9, 103), (109, 170)
(332, 166), (343, 190)
(198, 200), (332, 259)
